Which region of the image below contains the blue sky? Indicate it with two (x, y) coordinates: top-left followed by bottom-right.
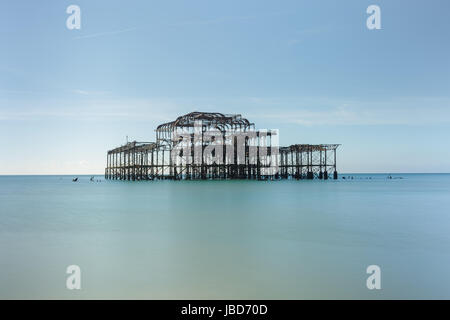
(1, 0), (449, 174)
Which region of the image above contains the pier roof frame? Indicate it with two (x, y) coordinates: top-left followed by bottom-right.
(156, 111), (254, 133)
(107, 141), (157, 154)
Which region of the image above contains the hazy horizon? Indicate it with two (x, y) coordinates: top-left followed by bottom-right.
(1, 172), (449, 176)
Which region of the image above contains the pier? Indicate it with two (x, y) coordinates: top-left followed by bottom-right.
(105, 112), (339, 181)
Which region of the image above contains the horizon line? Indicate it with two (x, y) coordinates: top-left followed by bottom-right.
(0, 172), (449, 176)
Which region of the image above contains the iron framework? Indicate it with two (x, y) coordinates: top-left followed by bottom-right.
(105, 112), (339, 180)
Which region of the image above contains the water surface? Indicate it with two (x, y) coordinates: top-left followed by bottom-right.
(1, 174), (450, 299)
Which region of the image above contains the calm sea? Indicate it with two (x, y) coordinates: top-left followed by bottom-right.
(1, 174), (450, 299)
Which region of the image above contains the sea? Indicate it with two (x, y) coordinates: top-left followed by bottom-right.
(1, 173), (449, 299)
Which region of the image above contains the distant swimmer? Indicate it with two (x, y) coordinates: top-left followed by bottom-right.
(90, 176), (94, 181)
(72, 177), (78, 182)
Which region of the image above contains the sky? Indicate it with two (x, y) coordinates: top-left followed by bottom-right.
(0, 0), (449, 174)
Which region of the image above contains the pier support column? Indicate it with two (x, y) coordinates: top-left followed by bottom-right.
(333, 148), (337, 180)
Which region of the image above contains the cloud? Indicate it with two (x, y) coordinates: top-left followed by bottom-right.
(243, 96), (450, 126)
(1, 95), (450, 127)
(73, 27), (137, 40)
(169, 11), (292, 27)
(72, 89), (111, 96)
(169, 15), (254, 26)
(288, 27), (329, 46)
(72, 89), (89, 95)
(0, 98), (185, 122)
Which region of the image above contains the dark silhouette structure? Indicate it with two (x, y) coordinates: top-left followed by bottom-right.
(105, 112), (339, 180)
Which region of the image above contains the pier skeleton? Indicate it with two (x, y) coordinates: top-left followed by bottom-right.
(105, 112), (339, 180)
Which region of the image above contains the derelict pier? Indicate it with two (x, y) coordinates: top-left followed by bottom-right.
(105, 112), (339, 181)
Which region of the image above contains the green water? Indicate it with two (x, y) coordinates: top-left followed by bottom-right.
(1, 174), (450, 299)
